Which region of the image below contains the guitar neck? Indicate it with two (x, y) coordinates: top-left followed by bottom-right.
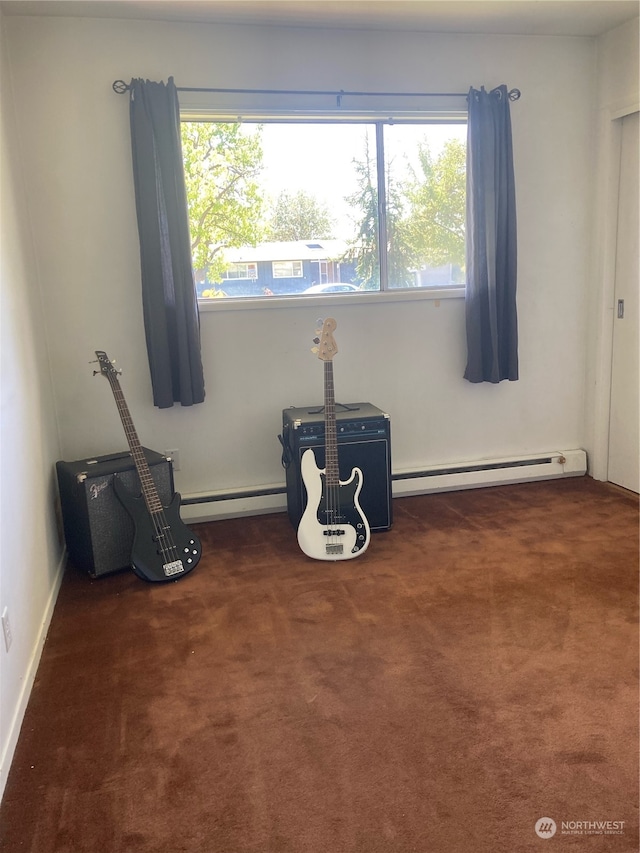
(106, 375), (164, 515)
(324, 360), (339, 488)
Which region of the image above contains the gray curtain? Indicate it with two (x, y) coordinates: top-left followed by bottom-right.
(129, 77), (205, 408)
(464, 85), (518, 383)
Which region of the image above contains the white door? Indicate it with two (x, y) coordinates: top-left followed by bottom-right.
(608, 111), (639, 493)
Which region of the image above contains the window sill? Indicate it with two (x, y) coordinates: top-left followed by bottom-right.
(197, 286), (465, 313)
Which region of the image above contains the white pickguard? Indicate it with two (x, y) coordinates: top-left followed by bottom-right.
(297, 448), (370, 561)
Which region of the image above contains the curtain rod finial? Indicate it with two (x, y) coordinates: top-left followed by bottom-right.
(508, 88), (521, 101)
(112, 80), (130, 94)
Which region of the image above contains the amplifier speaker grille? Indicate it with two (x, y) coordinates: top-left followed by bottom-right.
(282, 403), (392, 532)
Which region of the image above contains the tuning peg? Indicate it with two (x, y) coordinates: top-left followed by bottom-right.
(313, 337), (320, 345)
(311, 346), (319, 354)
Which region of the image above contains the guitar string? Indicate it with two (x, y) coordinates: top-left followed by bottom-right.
(124, 431), (181, 564)
(324, 361), (341, 554)
(108, 374), (182, 569)
(112, 382), (180, 560)
(324, 361), (333, 551)
(120, 420), (181, 563)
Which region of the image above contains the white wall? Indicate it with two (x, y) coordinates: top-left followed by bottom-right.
(1, 11), (636, 800)
(3, 16), (596, 501)
(0, 11), (65, 800)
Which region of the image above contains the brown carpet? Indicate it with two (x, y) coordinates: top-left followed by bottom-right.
(1, 477), (638, 852)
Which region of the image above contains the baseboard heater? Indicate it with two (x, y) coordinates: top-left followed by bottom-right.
(180, 449), (587, 524)
(181, 485), (287, 524)
(391, 449), (587, 498)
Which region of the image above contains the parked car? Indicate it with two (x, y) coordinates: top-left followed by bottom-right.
(303, 283), (359, 294)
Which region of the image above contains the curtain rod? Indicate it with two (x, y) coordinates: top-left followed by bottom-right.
(112, 80), (521, 106)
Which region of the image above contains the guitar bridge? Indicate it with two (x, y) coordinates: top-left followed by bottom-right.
(326, 544), (344, 555)
(163, 560), (185, 577)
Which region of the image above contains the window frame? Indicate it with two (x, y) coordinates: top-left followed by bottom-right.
(180, 104), (468, 309)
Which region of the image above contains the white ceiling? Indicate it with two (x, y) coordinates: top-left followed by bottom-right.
(0, 0), (638, 37)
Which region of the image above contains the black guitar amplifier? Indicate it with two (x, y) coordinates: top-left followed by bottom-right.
(56, 449), (174, 578)
(281, 402), (392, 532)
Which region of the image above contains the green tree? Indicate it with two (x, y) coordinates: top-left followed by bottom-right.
(346, 135), (419, 289)
(265, 190), (334, 241)
(344, 135), (379, 290)
(181, 122), (264, 282)
(406, 139), (466, 270)
(386, 164), (421, 288)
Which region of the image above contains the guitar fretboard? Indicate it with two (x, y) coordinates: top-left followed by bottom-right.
(106, 374), (164, 515)
(324, 360), (339, 488)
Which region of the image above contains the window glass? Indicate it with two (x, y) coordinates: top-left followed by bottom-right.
(383, 124), (466, 289)
(181, 119), (466, 300)
(272, 260), (303, 278)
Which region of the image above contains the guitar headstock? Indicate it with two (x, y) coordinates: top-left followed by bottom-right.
(312, 318), (338, 362)
(93, 350), (121, 378)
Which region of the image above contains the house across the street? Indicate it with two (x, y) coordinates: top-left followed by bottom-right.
(199, 239), (359, 297)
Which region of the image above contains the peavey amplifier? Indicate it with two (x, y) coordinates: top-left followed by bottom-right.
(56, 449), (174, 578)
(281, 402), (392, 532)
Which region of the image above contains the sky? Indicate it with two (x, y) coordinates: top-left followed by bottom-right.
(244, 121), (466, 240)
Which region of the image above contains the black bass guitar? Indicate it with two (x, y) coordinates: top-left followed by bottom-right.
(94, 350), (201, 582)
(297, 319), (370, 561)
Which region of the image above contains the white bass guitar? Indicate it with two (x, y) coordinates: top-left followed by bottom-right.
(297, 318), (371, 561)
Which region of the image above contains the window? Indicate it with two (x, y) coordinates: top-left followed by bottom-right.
(272, 260), (303, 278)
(221, 262), (258, 280)
(181, 117), (466, 300)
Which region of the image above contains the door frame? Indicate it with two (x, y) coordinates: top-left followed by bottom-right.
(590, 99), (639, 483)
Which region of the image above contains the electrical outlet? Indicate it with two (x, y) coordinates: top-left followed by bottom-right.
(166, 449), (180, 472)
(2, 607), (12, 652)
